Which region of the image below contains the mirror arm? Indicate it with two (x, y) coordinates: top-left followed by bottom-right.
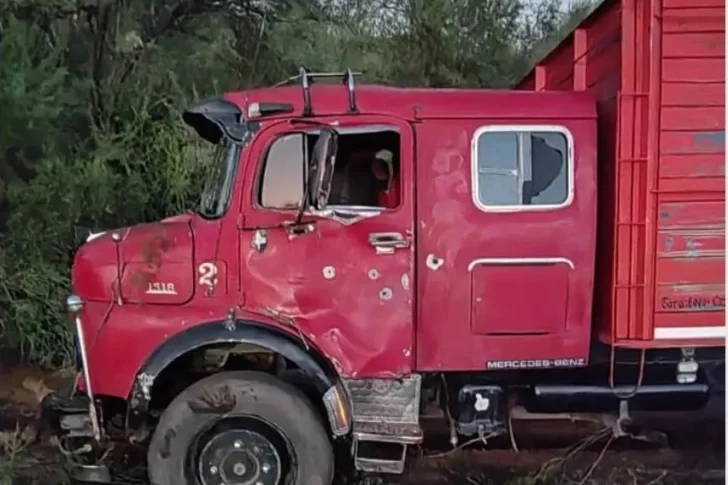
(293, 199), (307, 226)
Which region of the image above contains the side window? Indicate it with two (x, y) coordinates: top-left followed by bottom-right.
(258, 127), (403, 211)
(258, 133), (306, 209)
(474, 127), (571, 210)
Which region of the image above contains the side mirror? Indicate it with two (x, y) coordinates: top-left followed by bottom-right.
(308, 128), (338, 210)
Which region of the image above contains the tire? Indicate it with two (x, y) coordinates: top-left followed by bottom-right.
(147, 371), (334, 485)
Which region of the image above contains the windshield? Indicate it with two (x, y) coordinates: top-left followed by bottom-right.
(197, 142), (240, 219)
(196, 122), (258, 219)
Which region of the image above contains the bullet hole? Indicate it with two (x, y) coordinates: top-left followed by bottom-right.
(426, 254), (444, 270)
(323, 266), (336, 279)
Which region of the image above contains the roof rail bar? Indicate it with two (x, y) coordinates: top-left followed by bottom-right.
(274, 67), (361, 116)
(344, 68), (358, 114)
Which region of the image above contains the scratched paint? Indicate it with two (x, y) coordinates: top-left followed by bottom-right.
(400, 274), (410, 290)
(658, 230), (724, 259)
(693, 131), (725, 151)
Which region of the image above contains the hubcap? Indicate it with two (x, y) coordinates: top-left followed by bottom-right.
(197, 427), (284, 485)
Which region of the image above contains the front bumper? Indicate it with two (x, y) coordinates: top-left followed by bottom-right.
(40, 392), (112, 483)
(40, 393), (96, 438)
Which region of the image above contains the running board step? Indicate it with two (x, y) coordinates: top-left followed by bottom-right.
(344, 376), (424, 475)
(354, 450), (408, 475)
(353, 421), (423, 474)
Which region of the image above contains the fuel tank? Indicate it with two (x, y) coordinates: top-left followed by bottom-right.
(72, 215), (195, 305)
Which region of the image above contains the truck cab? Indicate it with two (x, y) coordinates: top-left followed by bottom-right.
(45, 61), (723, 485)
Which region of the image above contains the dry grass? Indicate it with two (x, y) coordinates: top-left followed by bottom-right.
(342, 427), (725, 485)
(0, 437), (724, 485)
(0, 421), (69, 485)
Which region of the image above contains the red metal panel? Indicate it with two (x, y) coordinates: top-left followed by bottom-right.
(662, 5), (725, 34)
(663, 58), (725, 82)
(660, 130), (726, 153)
(661, 107), (724, 131)
(662, 83), (725, 107)
(663, 0), (723, 8)
(663, 32), (725, 58)
(654, 0), (726, 343)
(516, 0), (725, 347)
(660, 153), (725, 179)
(414, 115), (597, 371)
(545, 42), (575, 90)
(470, 264), (569, 335)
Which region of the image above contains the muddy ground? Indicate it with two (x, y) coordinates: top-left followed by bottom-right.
(0, 366), (724, 485)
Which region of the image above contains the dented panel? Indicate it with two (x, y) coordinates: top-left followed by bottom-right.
(236, 116), (416, 378)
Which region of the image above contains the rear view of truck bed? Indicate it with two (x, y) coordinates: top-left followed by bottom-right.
(517, 0), (725, 347)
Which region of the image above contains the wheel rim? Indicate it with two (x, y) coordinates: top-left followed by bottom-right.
(192, 417), (293, 485)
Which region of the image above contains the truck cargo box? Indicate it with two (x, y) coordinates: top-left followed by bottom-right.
(517, 0), (725, 347)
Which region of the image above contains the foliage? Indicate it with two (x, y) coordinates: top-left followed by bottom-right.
(0, 0), (596, 367)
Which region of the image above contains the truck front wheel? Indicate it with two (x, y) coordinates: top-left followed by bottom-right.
(147, 371), (334, 485)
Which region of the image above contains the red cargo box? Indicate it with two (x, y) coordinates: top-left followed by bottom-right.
(518, 0), (725, 348)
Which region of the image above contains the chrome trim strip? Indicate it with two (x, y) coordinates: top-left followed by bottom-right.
(467, 257), (576, 271)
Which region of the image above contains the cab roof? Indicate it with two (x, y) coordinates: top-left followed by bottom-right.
(225, 83), (596, 122)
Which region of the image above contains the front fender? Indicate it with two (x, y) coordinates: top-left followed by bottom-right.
(125, 319), (347, 442)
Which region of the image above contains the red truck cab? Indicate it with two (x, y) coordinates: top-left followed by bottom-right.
(43, 2), (725, 484)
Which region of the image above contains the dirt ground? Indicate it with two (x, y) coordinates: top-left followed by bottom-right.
(0, 366), (724, 485)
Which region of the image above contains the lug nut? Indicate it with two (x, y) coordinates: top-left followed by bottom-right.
(234, 440), (242, 449)
(210, 466), (218, 475)
(262, 464), (270, 474)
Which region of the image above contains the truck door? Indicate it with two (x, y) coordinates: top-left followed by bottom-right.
(238, 117), (416, 377)
(416, 119), (597, 372)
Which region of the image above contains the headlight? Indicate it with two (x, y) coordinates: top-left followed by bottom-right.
(66, 294), (84, 314)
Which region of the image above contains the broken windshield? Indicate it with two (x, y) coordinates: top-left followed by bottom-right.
(197, 122), (258, 219)
(197, 142), (240, 219)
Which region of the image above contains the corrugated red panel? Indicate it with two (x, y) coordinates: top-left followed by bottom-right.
(517, 0), (725, 348)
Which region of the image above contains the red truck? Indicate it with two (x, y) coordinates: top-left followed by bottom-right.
(43, 0), (725, 484)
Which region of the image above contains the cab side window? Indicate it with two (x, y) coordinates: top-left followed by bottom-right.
(258, 133), (306, 209)
(257, 127), (402, 211)
(474, 127), (571, 210)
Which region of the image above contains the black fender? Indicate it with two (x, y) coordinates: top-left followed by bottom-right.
(125, 319), (345, 442)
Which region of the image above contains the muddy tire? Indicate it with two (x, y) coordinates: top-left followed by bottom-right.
(147, 371), (334, 485)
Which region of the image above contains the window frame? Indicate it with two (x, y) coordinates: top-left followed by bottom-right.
(254, 124), (402, 212)
(470, 124), (575, 213)
(255, 131), (310, 211)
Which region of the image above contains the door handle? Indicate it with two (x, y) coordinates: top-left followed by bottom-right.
(369, 232), (411, 254)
